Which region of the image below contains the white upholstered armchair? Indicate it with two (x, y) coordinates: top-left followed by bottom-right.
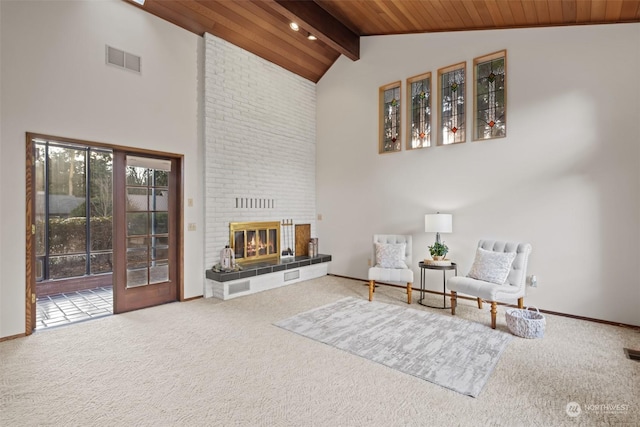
(447, 240), (532, 329)
(368, 235), (413, 304)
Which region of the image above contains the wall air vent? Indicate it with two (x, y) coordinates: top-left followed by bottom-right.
(106, 45), (141, 74)
(284, 270), (300, 281)
(228, 281), (250, 295)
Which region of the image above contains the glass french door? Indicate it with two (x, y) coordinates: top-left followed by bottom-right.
(33, 141), (114, 283)
(113, 153), (179, 313)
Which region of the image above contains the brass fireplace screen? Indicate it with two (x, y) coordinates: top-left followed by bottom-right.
(230, 221), (280, 264)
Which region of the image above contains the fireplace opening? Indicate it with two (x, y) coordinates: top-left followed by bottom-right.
(230, 221), (280, 264)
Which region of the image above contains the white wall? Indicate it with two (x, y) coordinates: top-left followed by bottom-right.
(203, 34), (317, 267)
(0, 0), (203, 338)
(317, 24), (640, 326)
(0, 1), (3, 330)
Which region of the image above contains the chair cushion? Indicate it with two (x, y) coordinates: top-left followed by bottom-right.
(368, 266), (414, 283)
(467, 247), (516, 285)
(447, 276), (524, 302)
(374, 242), (408, 269)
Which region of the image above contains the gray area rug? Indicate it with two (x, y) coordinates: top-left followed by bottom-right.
(275, 296), (512, 397)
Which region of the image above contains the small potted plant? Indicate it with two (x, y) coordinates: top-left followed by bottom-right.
(428, 242), (449, 261)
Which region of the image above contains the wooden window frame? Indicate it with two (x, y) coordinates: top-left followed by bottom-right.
(473, 49), (507, 141)
(406, 72), (432, 150)
(379, 81), (402, 154)
(437, 62), (467, 146)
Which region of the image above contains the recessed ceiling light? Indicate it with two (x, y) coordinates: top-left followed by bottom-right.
(307, 34), (317, 41)
(289, 22), (299, 31)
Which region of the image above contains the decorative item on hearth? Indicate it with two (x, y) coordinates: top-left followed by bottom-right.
(308, 238), (318, 257)
(210, 262), (242, 273)
(220, 244), (235, 269)
(424, 212), (453, 265)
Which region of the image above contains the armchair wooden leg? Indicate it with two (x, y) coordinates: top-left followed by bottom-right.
(518, 297), (524, 309)
(368, 280), (374, 301)
(477, 298), (483, 309)
(451, 291), (457, 315)
(406, 282), (412, 304)
(490, 302), (497, 329)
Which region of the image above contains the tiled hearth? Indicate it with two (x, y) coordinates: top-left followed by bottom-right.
(205, 254), (331, 300)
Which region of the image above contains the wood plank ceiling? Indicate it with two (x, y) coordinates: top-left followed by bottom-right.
(128, 1), (640, 82)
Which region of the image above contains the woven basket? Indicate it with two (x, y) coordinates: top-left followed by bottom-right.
(505, 306), (545, 339)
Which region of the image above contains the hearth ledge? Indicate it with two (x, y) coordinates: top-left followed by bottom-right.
(204, 255), (331, 300)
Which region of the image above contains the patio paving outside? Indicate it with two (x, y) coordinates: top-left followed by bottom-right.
(36, 286), (113, 329)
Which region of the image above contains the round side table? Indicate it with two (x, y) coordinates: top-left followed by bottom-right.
(418, 261), (457, 309)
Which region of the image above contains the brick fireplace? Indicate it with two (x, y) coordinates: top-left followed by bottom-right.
(203, 34), (317, 275)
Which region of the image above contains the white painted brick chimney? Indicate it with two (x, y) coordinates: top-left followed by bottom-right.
(204, 34), (317, 268)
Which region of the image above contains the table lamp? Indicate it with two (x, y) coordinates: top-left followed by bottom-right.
(425, 212), (452, 244)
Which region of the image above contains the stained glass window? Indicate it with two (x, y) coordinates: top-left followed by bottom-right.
(438, 62), (466, 145)
(407, 72), (431, 149)
(474, 50), (506, 140)
(379, 82), (401, 153)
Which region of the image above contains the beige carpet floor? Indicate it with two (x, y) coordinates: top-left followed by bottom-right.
(1, 275), (638, 426)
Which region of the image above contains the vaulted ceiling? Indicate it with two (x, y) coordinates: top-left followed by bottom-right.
(127, 0), (640, 82)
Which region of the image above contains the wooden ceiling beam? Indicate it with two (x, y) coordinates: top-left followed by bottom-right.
(264, 0), (360, 61)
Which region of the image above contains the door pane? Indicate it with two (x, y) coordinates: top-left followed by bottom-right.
(90, 150), (113, 274)
(149, 261), (169, 284)
(124, 156), (172, 289)
(127, 236), (149, 248)
(90, 252), (113, 275)
(35, 145), (46, 281)
(151, 188), (168, 211)
(154, 236), (169, 246)
(127, 268), (148, 288)
(89, 150), (113, 218)
(152, 212), (168, 234)
(127, 212), (148, 236)
(127, 247), (148, 268)
(151, 245), (169, 260)
(48, 147), (87, 257)
(35, 145), (46, 262)
(153, 169), (169, 187)
(126, 166), (148, 186)
(126, 187), (150, 211)
(90, 217), (112, 252)
(49, 254), (87, 279)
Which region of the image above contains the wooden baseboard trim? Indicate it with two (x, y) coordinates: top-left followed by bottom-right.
(329, 274), (640, 331)
(0, 332), (26, 342)
(182, 295), (203, 302)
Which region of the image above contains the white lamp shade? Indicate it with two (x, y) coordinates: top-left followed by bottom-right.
(425, 213), (452, 233)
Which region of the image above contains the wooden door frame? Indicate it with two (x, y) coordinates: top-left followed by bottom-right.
(25, 135), (36, 334)
(25, 133), (185, 335)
